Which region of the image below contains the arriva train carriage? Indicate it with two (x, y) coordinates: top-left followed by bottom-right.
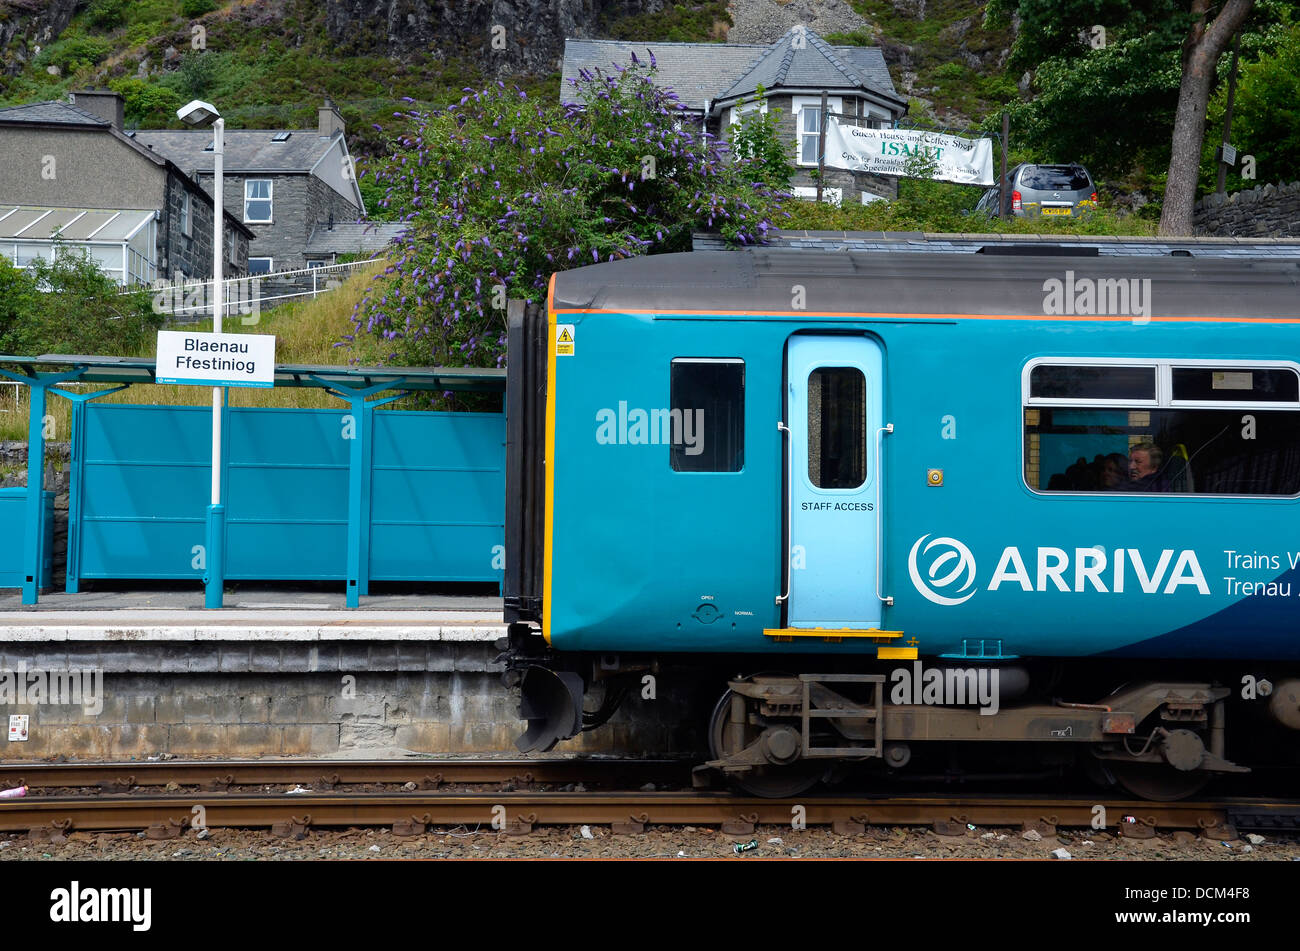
(499, 246), (1300, 799)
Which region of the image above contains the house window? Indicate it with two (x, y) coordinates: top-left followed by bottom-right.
(728, 100), (768, 125)
(248, 257), (273, 275)
(244, 180), (273, 223)
(180, 193), (192, 237)
(793, 96), (843, 167)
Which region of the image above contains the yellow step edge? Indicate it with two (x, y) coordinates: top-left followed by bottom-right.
(877, 646), (919, 660)
(763, 628), (904, 640)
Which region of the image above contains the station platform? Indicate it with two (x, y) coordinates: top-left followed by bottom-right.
(0, 587), (507, 642)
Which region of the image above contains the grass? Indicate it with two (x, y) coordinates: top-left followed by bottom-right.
(0, 259), (394, 443)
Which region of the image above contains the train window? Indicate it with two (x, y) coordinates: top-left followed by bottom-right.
(670, 358), (744, 472)
(1171, 367), (1299, 404)
(808, 367), (866, 489)
(1030, 364), (1156, 402)
(1025, 406), (1300, 496)
(1025, 359), (1300, 495)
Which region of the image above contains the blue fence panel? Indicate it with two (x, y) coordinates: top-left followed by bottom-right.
(225, 407), (349, 580)
(369, 410), (505, 583)
(0, 488), (53, 589)
(69, 402), (505, 590)
(77, 404), (209, 579)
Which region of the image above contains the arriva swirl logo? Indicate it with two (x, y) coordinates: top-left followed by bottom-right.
(909, 535), (978, 605)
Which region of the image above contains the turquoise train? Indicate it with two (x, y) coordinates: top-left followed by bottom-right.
(501, 246), (1300, 799)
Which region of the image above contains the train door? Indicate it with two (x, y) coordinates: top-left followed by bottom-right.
(782, 335), (884, 629)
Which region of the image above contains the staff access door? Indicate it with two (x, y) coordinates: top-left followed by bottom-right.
(783, 334), (884, 629)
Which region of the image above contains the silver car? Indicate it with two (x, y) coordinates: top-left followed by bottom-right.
(974, 163), (1098, 218)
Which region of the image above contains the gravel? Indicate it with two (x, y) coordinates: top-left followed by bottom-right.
(5, 825), (1298, 860)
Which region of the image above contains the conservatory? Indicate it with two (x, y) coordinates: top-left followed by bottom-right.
(0, 205), (157, 286)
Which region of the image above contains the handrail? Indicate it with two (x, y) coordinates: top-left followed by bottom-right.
(775, 419), (792, 605)
(876, 422), (894, 607)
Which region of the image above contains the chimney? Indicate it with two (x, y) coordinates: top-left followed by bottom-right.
(318, 98), (345, 137)
(72, 89), (124, 131)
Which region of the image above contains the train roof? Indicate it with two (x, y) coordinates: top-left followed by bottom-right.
(551, 247), (1300, 320)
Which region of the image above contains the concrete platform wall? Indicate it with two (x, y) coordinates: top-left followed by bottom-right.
(0, 642), (704, 760)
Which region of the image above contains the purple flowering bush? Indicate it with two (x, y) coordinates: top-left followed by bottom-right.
(349, 60), (786, 370)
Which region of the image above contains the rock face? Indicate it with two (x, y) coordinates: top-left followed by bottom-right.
(322, 0), (665, 75)
(0, 0), (82, 75)
(726, 0), (873, 45)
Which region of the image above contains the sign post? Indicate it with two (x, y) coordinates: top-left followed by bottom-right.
(155, 329), (275, 608)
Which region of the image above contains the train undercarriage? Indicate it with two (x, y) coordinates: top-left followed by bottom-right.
(499, 627), (1300, 802)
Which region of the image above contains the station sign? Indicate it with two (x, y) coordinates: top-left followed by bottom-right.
(156, 330), (276, 388)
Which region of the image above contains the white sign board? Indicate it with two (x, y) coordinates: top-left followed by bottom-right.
(823, 122), (995, 186)
(156, 330), (276, 388)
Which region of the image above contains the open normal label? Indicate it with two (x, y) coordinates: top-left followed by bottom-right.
(156, 330), (276, 388)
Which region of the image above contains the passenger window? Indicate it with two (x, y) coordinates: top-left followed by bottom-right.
(1029, 364), (1155, 402)
(808, 367), (866, 489)
(1024, 361), (1300, 496)
(670, 359), (744, 472)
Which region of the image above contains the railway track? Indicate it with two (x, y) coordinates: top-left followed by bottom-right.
(2, 759), (1296, 840)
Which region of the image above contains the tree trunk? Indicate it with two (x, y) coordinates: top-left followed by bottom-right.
(1159, 0), (1255, 236)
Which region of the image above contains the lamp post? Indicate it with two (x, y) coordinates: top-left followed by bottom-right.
(177, 99), (226, 609)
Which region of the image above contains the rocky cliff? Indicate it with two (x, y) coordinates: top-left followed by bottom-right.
(323, 0), (665, 75)
(0, 0), (84, 74)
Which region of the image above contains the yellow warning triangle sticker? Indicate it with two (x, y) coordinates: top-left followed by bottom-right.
(558, 328), (573, 343)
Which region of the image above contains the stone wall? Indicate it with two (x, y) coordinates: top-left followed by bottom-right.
(1193, 181), (1300, 238)
(205, 173), (357, 272)
(0, 642), (709, 759)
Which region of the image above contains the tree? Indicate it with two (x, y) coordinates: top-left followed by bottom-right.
(352, 62), (786, 370)
(727, 89), (795, 190)
(986, 0), (1258, 233)
(1160, 0), (1255, 234)
(0, 248), (160, 357)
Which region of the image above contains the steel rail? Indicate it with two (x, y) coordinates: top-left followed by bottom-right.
(0, 758), (691, 791)
(4, 790), (1289, 835)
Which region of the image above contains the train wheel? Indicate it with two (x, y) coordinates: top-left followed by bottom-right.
(1107, 762), (1212, 802)
(707, 686), (823, 799)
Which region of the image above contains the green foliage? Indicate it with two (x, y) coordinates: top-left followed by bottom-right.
(783, 191), (1155, 234)
(86, 0), (131, 31)
(727, 90), (794, 190)
(1201, 21), (1300, 193)
(33, 35), (112, 74)
(0, 248), (161, 357)
(182, 0), (219, 16)
(987, 34), (1181, 177)
(604, 1), (732, 42)
(108, 77), (183, 127)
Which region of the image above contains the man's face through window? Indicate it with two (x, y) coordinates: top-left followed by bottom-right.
(1129, 449), (1156, 480)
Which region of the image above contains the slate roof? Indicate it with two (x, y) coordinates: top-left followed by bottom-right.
(0, 100), (111, 127)
(560, 28), (902, 115)
(305, 221), (407, 255)
(132, 130), (341, 175)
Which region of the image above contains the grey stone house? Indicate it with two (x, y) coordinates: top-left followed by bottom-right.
(561, 28), (909, 205)
(135, 101), (367, 273)
(0, 90), (251, 285)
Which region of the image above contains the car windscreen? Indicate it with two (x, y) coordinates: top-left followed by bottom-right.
(1020, 167), (1092, 191)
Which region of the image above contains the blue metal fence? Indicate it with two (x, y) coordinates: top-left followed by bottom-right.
(0, 355), (508, 607)
(69, 403), (505, 595)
